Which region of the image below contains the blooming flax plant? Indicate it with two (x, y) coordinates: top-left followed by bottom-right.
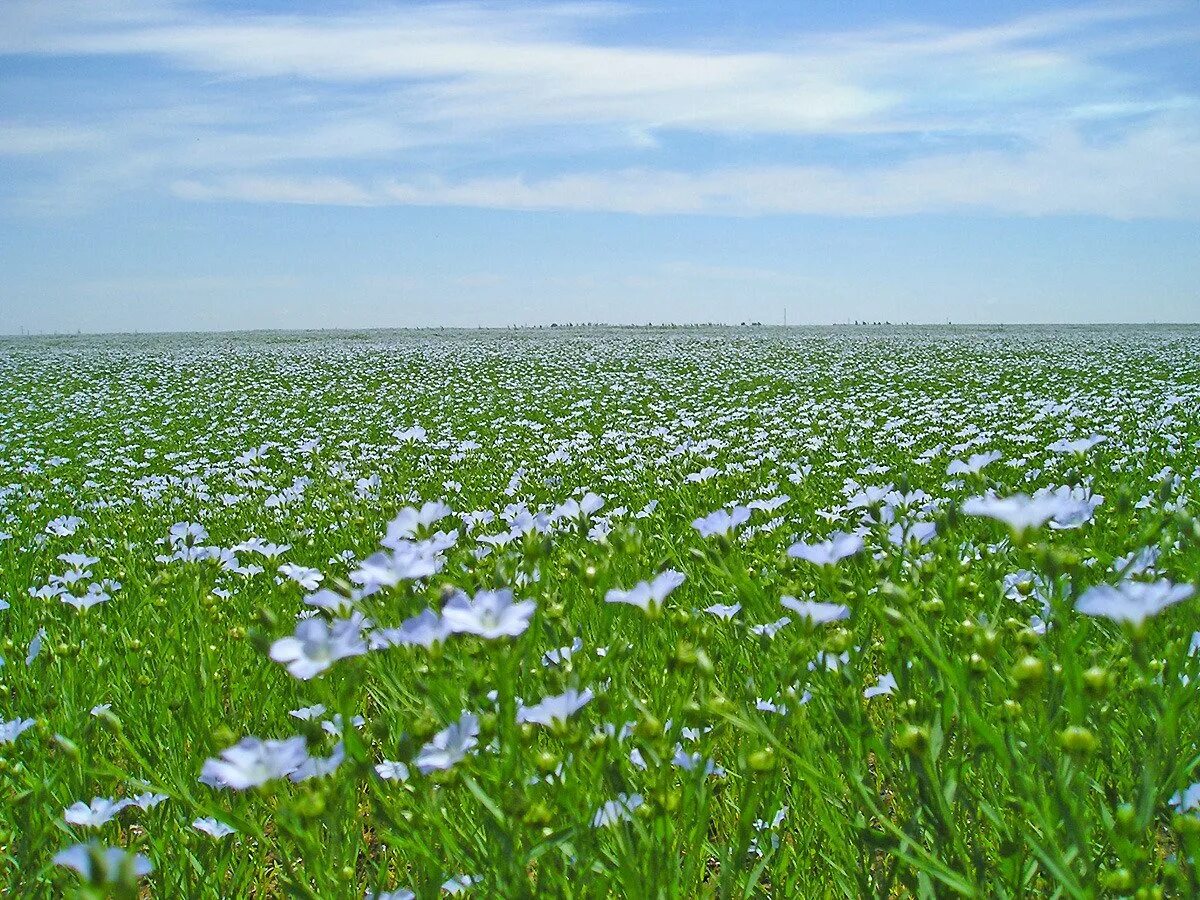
(1, 326), (1199, 896)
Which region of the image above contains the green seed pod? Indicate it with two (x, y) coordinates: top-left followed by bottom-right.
(1114, 803), (1137, 833)
(634, 714), (662, 740)
(535, 751), (559, 775)
(1058, 726), (1097, 754)
(747, 748), (776, 771)
(523, 801), (553, 827)
(977, 629), (1001, 658)
(1100, 868), (1134, 892)
(1083, 666), (1110, 697)
(1173, 812), (1200, 835)
(1011, 655), (1045, 684)
(896, 725), (929, 754)
(294, 791), (326, 820)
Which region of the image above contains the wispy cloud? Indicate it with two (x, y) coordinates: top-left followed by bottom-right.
(3, 1), (1199, 218)
(172, 119), (1200, 218)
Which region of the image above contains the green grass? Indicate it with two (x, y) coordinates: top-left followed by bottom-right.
(1, 325), (1199, 898)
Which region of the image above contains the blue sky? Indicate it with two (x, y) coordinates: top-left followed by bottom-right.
(1, 1), (1198, 332)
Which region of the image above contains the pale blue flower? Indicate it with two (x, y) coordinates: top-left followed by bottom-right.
(200, 736), (308, 789)
(269, 612), (368, 679)
(1075, 580), (1194, 626)
(517, 688), (593, 727)
(788, 532), (863, 565)
(781, 596), (849, 624)
(442, 589), (534, 639)
(691, 506), (750, 538)
(64, 797), (131, 827)
(414, 712), (479, 774)
(592, 793), (643, 827)
(605, 570), (685, 610)
(0, 718), (35, 744)
(53, 841), (152, 880)
(192, 817), (236, 838)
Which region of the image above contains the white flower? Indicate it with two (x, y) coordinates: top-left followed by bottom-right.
(703, 602), (741, 619)
(517, 688), (594, 727)
(1074, 580), (1194, 626)
(1037, 485), (1103, 530)
(59, 552), (99, 570)
(414, 712), (480, 774)
(53, 842), (152, 880)
(46, 516), (83, 537)
(443, 875), (478, 894)
(551, 492), (605, 521)
(168, 521), (207, 545)
(442, 589), (535, 639)
(65, 797), (131, 827)
(781, 596), (850, 624)
(394, 424), (426, 443)
(542, 638), (583, 666)
(787, 532), (863, 566)
(605, 570), (685, 610)
(269, 612), (368, 679)
(200, 736), (308, 789)
(192, 817), (236, 838)
(62, 585), (109, 610)
(320, 713), (364, 736)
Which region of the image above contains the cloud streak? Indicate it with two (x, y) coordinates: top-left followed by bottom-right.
(3, 1), (1200, 218)
(172, 119), (1200, 218)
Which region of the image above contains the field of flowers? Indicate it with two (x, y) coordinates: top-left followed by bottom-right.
(1, 325), (1199, 898)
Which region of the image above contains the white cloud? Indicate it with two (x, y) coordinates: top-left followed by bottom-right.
(173, 176), (374, 206)
(3, 1), (1200, 218)
(0, 123), (100, 155)
(170, 120), (1200, 218)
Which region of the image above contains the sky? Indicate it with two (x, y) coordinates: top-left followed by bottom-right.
(0, 1), (1198, 333)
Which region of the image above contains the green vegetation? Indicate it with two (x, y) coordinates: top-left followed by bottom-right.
(1, 326), (1198, 898)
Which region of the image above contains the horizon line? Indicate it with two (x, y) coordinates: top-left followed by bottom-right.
(3, 321), (1200, 340)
